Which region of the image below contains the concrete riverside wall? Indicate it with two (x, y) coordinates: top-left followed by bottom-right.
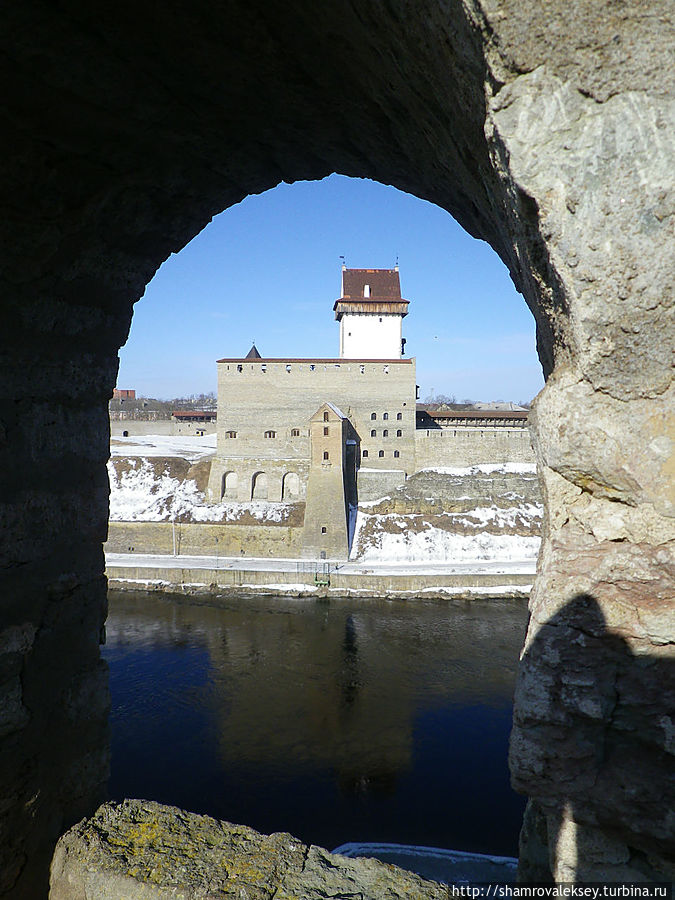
(106, 563), (533, 596)
(415, 426), (535, 468)
(106, 520), (304, 558)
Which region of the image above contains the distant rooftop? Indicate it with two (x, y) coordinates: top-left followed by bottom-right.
(334, 267), (409, 320)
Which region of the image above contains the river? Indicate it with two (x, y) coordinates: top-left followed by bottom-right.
(103, 589), (528, 858)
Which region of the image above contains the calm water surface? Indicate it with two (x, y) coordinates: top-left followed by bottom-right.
(103, 590), (528, 856)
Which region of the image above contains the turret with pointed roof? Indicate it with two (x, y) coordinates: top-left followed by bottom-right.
(245, 343), (262, 359)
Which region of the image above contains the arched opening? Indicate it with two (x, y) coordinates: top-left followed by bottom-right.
(6, 6), (670, 893)
(221, 471), (238, 499)
(251, 471), (268, 500)
(282, 472), (300, 501)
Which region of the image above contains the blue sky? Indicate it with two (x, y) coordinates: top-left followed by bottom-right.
(117, 174), (544, 403)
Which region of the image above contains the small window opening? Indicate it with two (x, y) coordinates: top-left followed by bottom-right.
(394, 450), (400, 458)
(286, 364), (291, 372)
(291, 428), (300, 437)
(226, 430), (237, 438)
(383, 429), (388, 437)
(323, 411), (329, 421)
(397, 412), (402, 420)
(264, 430), (276, 438)
(364, 284), (370, 298)
(261, 364), (267, 372)
(321, 526), (327, 534)
(378, 450), (385, 458)
(360, 365), (365, 374)
(383, 412), (389, 420)
(362, 449), (369, 458)
(323, 426), (329, 436)
(122, 430), (129, 437)
(310, 364), (315, 371)
(370, 412), (376, 420)
(379, 317), (382, 323)
(237, 364), (242, 372)
(323, 451), (329, 461)
(396, 429), (402, 437)
(370, 429), (376, 437)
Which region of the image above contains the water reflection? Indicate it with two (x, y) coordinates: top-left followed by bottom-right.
(104, 590), (528, 856)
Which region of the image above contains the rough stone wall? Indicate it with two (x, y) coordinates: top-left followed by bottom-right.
(478, 4), (675, 880)
(1, 0), (673, 892)
(415, 426), (535, 469)
(50, 799), (447, 900)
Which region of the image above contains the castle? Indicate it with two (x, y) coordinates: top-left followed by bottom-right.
(207, 267), (416, 557)
(207, 266), (533, 558)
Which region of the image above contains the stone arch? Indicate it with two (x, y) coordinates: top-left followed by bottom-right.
(3, 3), (673, 892)
(282, 472), (301, 500)
(221, 471), (238, 499)
(251, 471), (268, 500)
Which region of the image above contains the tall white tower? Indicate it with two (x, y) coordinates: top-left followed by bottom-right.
(334, 267), (409, 359)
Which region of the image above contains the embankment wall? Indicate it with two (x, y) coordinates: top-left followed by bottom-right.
(106, 520), (304, 558)
(106, 562), (533, 597)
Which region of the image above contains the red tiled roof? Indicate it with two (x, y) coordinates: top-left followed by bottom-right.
(171, 410), (217, 418)
(341, 268), (402, 300)
(417, 406), (528, 420)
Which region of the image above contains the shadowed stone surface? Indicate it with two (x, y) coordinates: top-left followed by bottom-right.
(1, 1), (673, 894)
(49, 800), (446, 900)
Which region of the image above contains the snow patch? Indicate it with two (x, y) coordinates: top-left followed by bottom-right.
(351, 513), (540, 564)
(108, 458), (288, 523)
(110, 433), (216, 460)
(420, 463), (537, 476)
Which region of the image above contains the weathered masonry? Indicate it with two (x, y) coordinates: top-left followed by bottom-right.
(3, 3), (673, 895)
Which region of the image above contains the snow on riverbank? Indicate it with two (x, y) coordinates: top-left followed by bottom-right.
(350, 517), (540, 563)
(350, 463), (542, 563)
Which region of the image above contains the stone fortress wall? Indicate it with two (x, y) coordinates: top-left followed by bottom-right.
(207, 358), (417, 503)
(415, 424), (534, 469)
